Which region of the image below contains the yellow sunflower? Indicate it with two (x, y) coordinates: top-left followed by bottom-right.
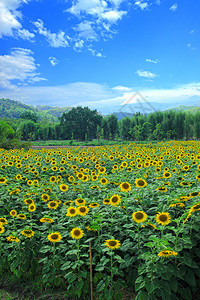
(119, 182), (131, 192)
(135, 178), (147, 188)
(66, 207), (78, 217)
(48, 232), (62, 243)
(47, 201), (59, 210)
(77, 206), (89, 216)
(10, 210), (17, 217)
(28, 204), (36, 212)
(40, 217), (54, 223)
(0, 226), (5, 234)
(21, 229), (34, 238)
(41, 194), (50, 202)
(89, 203), (100, 208)
(110, 194), (121, 206)
(158, 250), (178, 258)
(104, 239), (121, 250)
(17, 214), (26, 220)
(100, 178), (108, 185)
(75, 198), (86, 206)
(6, 236), (20, 242)
(156, 212), (171, 225)
(132, 211), (147, 223)
(70, 227), (84, 239)
(59, 184), (68, 192)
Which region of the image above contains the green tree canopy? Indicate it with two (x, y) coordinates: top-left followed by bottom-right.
(60, 107), (103, 140)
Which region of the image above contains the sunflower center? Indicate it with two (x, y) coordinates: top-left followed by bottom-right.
(111, 197), (118, 203)
(159, 215), (167, 222)
(122, 183), (129, 189)
(70, 209), (76, 214)
(80, 207), (86, 212)
(138, 180), (145, 186)
(50, 203), (56, 207)
(24, 230), (32, 234)
(74, 230), (81, 236)
(51, 234), (59, 240)
(135, 212), (144, 220)
(109, 241), (117, 246)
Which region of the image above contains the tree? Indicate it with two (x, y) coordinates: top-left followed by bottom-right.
(107, 114), (118, 139)
(60, 107), (102, 141)
(20, 111), (38, 122)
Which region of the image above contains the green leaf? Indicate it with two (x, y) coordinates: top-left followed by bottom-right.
(54, 276), (62, 287)
(169, 276), (178, 293)
(184, 270), (196, 287)
(96, 279), (106, 292)
(60, 261), (71, 270)
(162, 280), (171, 295)
(39, 245), (51, 253)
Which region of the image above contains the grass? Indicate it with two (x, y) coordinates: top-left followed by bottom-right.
(31, 139), (158, 147)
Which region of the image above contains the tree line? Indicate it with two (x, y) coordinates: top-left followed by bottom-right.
(1, 106), (200, 145)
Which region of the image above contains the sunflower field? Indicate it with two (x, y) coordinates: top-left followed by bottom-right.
(0, 141), (200, 299)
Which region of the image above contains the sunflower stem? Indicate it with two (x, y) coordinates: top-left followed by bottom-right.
(110, 250), (113, 291)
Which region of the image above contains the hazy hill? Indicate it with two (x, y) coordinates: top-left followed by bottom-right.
(0, 98), (71, 122)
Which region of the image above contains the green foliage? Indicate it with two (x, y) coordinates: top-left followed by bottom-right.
(60, 106), (103, 141)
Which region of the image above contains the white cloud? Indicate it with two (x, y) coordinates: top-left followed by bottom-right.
(34, 19), (70, 47)
(49, 57), (59, 66)
(170, 3), (178, 11)
(17, 28), (35, 40)
(113, 86), (132, 91)
(1, 82), (200, 112)
(0, 48), (46, 89)
(101, 10), (127, 23)
(73, 21), (97, 41)
(0, 0), (35, 40)
(88, 48), (105, 57)
(67, 0), (128, 46)
(135, 1), (149, 10)
(136, 70), (158, 78)
(155, 0), (161, 5)
(146, 58), (159, 64)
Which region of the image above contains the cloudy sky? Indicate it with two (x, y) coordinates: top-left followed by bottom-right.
(0, 0), (200, 111)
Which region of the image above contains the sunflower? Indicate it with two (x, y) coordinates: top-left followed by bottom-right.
(119, 182), (131, 192)
(50, 176), (57, 182)
(28, 204), (36, 212)
(100, 178), (108, 185)
(21, 229), (35, 238)
(196, 174), (200, 181)
(41, 194), (50, 202)
(163, 172), (171, 178)
(0, 177), (7, 184)
(156, 187), (168, 192)
(24, 198), (34, 205)
(47, 201), (59, 210)
(40, 217), (54, 223)
(77, 206), (89, 216)
(17, 214), (26, 220)
(191, 203), (200, 212)
(104, 239), (121, 250)
(27, 180), (33, 186)
(63, 200), (73, 206)
(75, 198), (86, 206)
(158, 250), (178, 258)
(132, 211), (147, 223)
(47, 232), (62, 243)
(0, 226), (5, 234)
(135, 178), (147, 188)
(10, 210), (17, 217)
(190, 191), (200, 198)
(89, 203), (100, 208)
(6, 236), (20, 242)
(60, 184), (68, 192)
(156, 212), (171, 225)
(66, 207), (78, 217)
(0, 218), (7, 225)
(110, 194), (121, 206)
(70, 227), (84, 239)
(103, 198), (110, 205)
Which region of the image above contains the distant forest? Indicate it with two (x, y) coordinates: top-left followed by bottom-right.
(0, 98), (200, 142)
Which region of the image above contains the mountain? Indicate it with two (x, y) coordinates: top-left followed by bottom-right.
(0, 98), (71, 122)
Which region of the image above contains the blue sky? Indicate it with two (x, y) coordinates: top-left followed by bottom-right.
(0, 0), (200, 112)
